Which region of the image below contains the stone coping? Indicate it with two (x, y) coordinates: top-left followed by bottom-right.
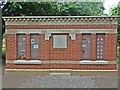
(3, 16), (118, 22)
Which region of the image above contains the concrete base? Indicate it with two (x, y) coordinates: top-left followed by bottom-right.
(5, 69), (118, 72)
(5, 69), (118, 76)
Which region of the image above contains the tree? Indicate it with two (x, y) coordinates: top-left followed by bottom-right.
(109, 2), (120, 63)
(109, 3), (120, 16)
(109, 2), (120, 45)
(2, 2), (105, 16)
(1, 2), (105, 59)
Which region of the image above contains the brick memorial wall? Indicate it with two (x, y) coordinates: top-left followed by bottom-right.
(3, 16), (118, 70)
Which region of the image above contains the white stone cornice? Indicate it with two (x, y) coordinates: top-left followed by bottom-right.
(3, 16), (118, 23)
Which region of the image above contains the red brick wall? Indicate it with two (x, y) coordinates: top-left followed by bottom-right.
(91, 34), (97, 61)
(5, 24), (117, 70)
(26, 34), (31, 60)
(6, 24), (117, 29)
(49, 34), (71, 60)
(6, 34), (17, 60)
(40, 34), (50, 60)
(109, 34), (117, 61)
(5, 33), (117, 70)
(6, 64), (116, 70)
(71, 34), (82, 60)
(40, 34), (82, 60)
(5, 34), (82, 61)
(105, 34), (117, 61)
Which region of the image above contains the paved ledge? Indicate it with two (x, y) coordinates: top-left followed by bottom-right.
(14, 60), (41, 64)
(79, 60), (109, 64)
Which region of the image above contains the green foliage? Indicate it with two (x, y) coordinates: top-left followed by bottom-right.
(109, 3), (120, 45)
(117, 18), (120, 45)
(109, 3), (120, 63)
(2, 47), (6, 58)
(2, 33), (6, 58)
(117, 55), (120, 64)
(109, 4), (120, 16)
(2, 2), (105, 16)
